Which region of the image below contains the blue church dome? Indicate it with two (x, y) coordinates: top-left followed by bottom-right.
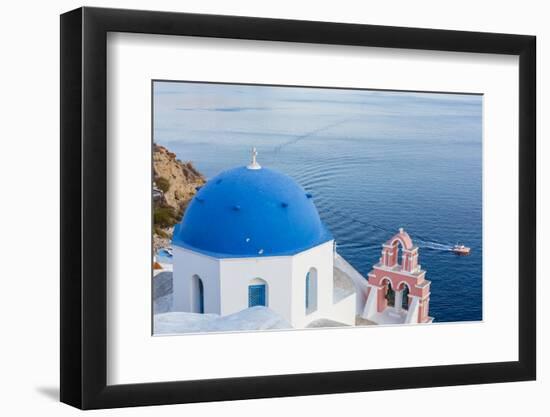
(172, 162), (333, 258)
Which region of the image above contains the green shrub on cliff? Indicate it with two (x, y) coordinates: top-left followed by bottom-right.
(156, 177), (170, 193)
(154, 206), (178, 228)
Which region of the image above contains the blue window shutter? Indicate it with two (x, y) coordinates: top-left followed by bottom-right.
(248, 284), (266, 307)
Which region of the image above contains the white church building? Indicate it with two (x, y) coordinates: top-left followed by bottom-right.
(171, 150), (356, 329)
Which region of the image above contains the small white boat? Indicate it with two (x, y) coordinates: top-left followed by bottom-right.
(452, 244), (471, 255)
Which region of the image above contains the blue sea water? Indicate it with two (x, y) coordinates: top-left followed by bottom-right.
(154, 82), (483, 323)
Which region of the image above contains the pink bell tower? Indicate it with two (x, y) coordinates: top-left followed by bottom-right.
(362, 228), (433, 324)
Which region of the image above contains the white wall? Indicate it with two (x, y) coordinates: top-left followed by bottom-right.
(290, 242), (334, 327)
(172, 246), (221, 314)
(290, 241), (355, 327)
(0, 1), (546, 417)
(215, 241), (353, 327)
(172, 241), (354, 327)
(219, 254), (294, 318)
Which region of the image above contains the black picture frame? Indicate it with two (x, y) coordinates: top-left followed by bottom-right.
(60, 6), (536, 410)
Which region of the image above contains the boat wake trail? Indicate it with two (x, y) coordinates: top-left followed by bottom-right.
(296, 171), (456, 253)
(322, 204), (454, 252)
(272, 117), (355, 154)
(415, 241), (453, 251)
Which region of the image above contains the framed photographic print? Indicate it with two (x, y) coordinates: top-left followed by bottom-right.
(60, 6), (536, 409)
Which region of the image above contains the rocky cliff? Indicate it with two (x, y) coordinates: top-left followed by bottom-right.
(153, 144), (205, 250)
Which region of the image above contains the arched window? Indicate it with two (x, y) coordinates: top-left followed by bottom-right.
(191, 274), (204, 314)
(383, 279), (395, 307)
(401, 283), (410, 310)
(388, 238), (406, 267)
(305, 268), (318, 314)
(248, 278), (268, 307)
(395, 242), (402, 267)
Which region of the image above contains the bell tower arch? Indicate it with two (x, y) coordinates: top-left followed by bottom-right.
(363, 228), (432, 324)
